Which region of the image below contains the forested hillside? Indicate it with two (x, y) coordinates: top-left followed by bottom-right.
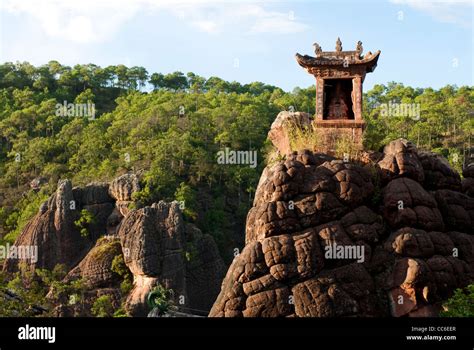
(0, 61), (472, 261)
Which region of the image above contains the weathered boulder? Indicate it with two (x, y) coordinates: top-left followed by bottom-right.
(106, 207), (124, 235)
(209, 164), (386, 317)
(246, 156), (374, 243)
(3, 180), (114, 272)
(463, 163), (474, 179)
(434, 190), (474, 233)
(387, 257), (433, 317)
(185, 224), (226, 312)
(378, 139), (424, 183)
(118, 201), (187, 316)
(447, 231), (474, 264)
(292, 263), (378, 317)
(418, 151), (461, 191)
(73, 182), (112, 206)
(210, 136), (473, 318)
(109, 173), (140, 216)
(462, 177), (474, 197)
(340, 206), (384, 244)
(45, 236), (125, 317)
(64, 236), (123, 289)
(119, 201), (225, 316)
(382, 178), (444, 231)
(268, 111), (312, 155)
(385, 227), (435, 258)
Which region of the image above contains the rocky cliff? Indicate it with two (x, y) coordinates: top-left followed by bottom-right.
(209, 137), (474, 317)
(3, 173), (225, 316)
(3, 179), (115, 272)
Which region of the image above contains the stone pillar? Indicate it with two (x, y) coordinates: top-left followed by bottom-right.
(315, 77), (324, 120)
(352, 76), (363, 120)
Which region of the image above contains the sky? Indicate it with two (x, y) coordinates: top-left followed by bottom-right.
(0, 0), (472, 91)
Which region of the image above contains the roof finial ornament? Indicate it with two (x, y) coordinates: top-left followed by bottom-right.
(313, 42), (322, 57)
(336, 37), (342, 52)
(356, 41), (363, 57)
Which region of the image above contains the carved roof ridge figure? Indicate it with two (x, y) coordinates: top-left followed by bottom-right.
(336, 37), (342, 52)
(356, 40), (363, 57)
(313, 42), (322, 57)
(295, 38), (380, 73)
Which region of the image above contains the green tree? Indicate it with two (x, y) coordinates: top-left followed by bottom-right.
(440, 285), (474, 317)
(91, 295), (115, 317)
(74, 209), (96, 237)
(149, 72), (165, 90)
(163, 71), (188, 91)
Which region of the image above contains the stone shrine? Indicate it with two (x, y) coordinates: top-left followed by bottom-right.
(296, 38), (380, 153)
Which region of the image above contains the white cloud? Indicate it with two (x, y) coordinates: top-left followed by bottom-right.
(249, 10), (309, 34)
(0, 0), (309, 43)
(1, 0), (144, 43)
(169, 3), (309, 35)
(390, 0), (473, 27)
(192, 20), (219, 34)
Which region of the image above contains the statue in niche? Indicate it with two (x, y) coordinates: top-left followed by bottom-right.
(326, 81), (350, 120)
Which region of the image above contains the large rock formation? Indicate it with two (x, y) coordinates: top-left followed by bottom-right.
(119, 202), (187, 316)
(119, 201), (225, 316)
(49, 236), (124, 317)
(378, 139), (424, 183)
(64, 236), (123, 289)
(3, 180), (115, 272)
(184, 223), (227, 312)
(109, 173), (140, 217)
(267, 111), (312, 156)
(3, 173), (225, 317)
(210, 138), (473, 317)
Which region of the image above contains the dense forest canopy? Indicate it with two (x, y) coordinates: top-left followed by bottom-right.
(0, 61), (472, 260)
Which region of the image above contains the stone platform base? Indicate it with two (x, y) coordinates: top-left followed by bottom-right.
(313, 120), (365, 155)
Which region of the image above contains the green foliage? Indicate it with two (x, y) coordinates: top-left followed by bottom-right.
(74, 209), (96, 237)
(111, 254), (128, 277)
(113, 306), (128, 318)
(440, 284), (474, 317)
(111, 254), (133, 295)
(185, 241), (199, 262)
(0, 207), (8, 238)
(334, 133), (362, 161)
(0, 264), (48, 317)
(91, 295), (115, 317)
(363, 83), (473, 156)
(109, 253), (133, 315)
(175, 182), (198, 221)
(2, 190), (49, 243)
(0, 263), (85, 317)
(288, 123), (321, 153)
